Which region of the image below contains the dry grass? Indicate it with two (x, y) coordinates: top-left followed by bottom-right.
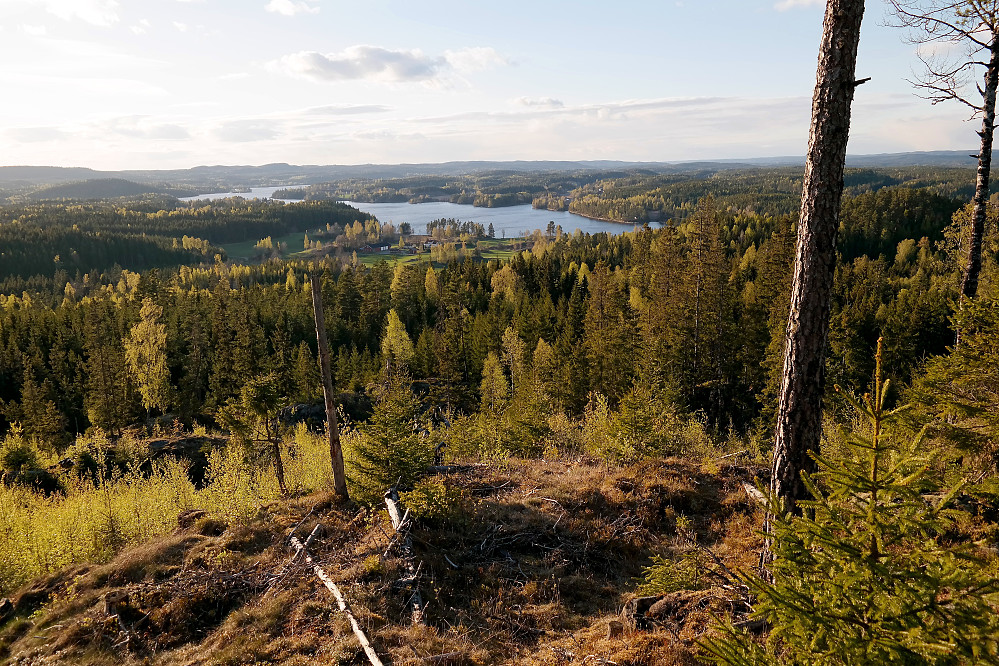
(0, 456), (764, 665)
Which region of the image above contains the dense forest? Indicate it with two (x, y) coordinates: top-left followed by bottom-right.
(0, 197), (375, 292)
(0, 179), (987, 441)
(1, 170), (998, 664)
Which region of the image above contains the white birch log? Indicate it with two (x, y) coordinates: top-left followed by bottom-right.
(290, 530), (385, 666)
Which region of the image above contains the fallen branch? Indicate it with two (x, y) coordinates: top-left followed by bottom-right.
(385, 487), (426, 625)
(290, 527), (385, 666)
(267, 520), (322, 595)
(742, 482), (767, 508)
(719, 449), (749, 460)
(422, 651), (467, 664)
(427, 463), (488, 474)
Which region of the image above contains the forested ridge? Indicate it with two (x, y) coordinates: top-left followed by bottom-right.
(1, 173), (998, 664)
(559, 166), (977, 222)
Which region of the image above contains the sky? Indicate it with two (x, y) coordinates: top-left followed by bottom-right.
(0, 0), (983, 170)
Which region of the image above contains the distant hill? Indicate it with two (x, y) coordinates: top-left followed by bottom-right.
(0, 151), (979, 193)
(677, 150), (978, 169)
(0, 166), (106, 186)
(845, 150), (978, 168)
(24, 178), (194, 201)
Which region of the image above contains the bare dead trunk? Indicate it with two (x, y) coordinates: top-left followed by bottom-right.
(385, 487), (426, 625)
(273, 437), (287, 495)
(769, 0), (865, 524)
(311, 272), (349, 500)
(961, 40), (999, 303)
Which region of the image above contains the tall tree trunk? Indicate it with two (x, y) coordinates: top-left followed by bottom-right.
(961, 39), (999, 303)
(311, 272), (349, 500)
(269, 421), (288, 495)
(769, 0), (865, 519)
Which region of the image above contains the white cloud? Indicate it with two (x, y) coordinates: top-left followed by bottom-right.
(102, 116), (190, 140)
(304, 104), (392, 115)
(515, 97), (564, 109)
(19, 24), (48, 36)
(213, 119), (281, 142)
(265, 0), (319, 16)
(173, 21), (188, 31)
(774, 0), (823, 10)
(129, 18), (151, 35)
(271, 45), (509, 85)
(443, 47), (507, 72)
(273, 46), (442, 82)
(7, 126), (70, 143)
(29, 0), (120, 26)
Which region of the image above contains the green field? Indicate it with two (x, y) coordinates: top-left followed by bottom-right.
(221, 233), (526, 265)
(220, 230), (309, 261)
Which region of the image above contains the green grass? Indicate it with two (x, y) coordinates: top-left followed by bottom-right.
(479, 248), (519, 261)
(356, 252), (422, 267)
(221, 231), (309, 261)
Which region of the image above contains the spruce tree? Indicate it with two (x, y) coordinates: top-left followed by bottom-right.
(703, 339), (999, 665)
(351, 377), (432, 502)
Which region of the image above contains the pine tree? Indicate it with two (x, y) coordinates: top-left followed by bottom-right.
(291, 341), (321, 404)
(222, 372), (288, 495)
(770, 0), (866, 524)
(582, 262), (636, 403)
(681, 196), (733, 424)
(910, 298), (999, 462)
(83, 300), (131, 434)
(17, 371), (67, 453)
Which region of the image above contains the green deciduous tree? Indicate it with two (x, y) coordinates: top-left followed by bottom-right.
(479, 351), (509, 414)
(382, 308), (415, 376)
(124, 298), (171, 417)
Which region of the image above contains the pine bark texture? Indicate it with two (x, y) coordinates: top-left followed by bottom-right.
(311, 273), (349, 500)
(770, 0), (865, 513)
(962, 40), (999, 301)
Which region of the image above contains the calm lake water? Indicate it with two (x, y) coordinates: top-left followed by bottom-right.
(181, 187), (656, 237)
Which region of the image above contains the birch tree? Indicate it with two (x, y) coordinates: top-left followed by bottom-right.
(889, 0), (999, 301)
(125, 298), (171, 418)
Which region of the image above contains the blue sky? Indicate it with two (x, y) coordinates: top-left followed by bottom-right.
(0, 0), (980, 169)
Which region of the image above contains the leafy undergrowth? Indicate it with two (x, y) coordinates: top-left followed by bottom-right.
(0, 455), (763, 665)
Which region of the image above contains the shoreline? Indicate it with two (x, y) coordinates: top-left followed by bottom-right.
(532, 205), (654, 227)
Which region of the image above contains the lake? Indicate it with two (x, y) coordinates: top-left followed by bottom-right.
(180, 187), (656, 237)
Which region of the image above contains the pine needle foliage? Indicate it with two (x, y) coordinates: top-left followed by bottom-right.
(703, 339), (999, 665)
